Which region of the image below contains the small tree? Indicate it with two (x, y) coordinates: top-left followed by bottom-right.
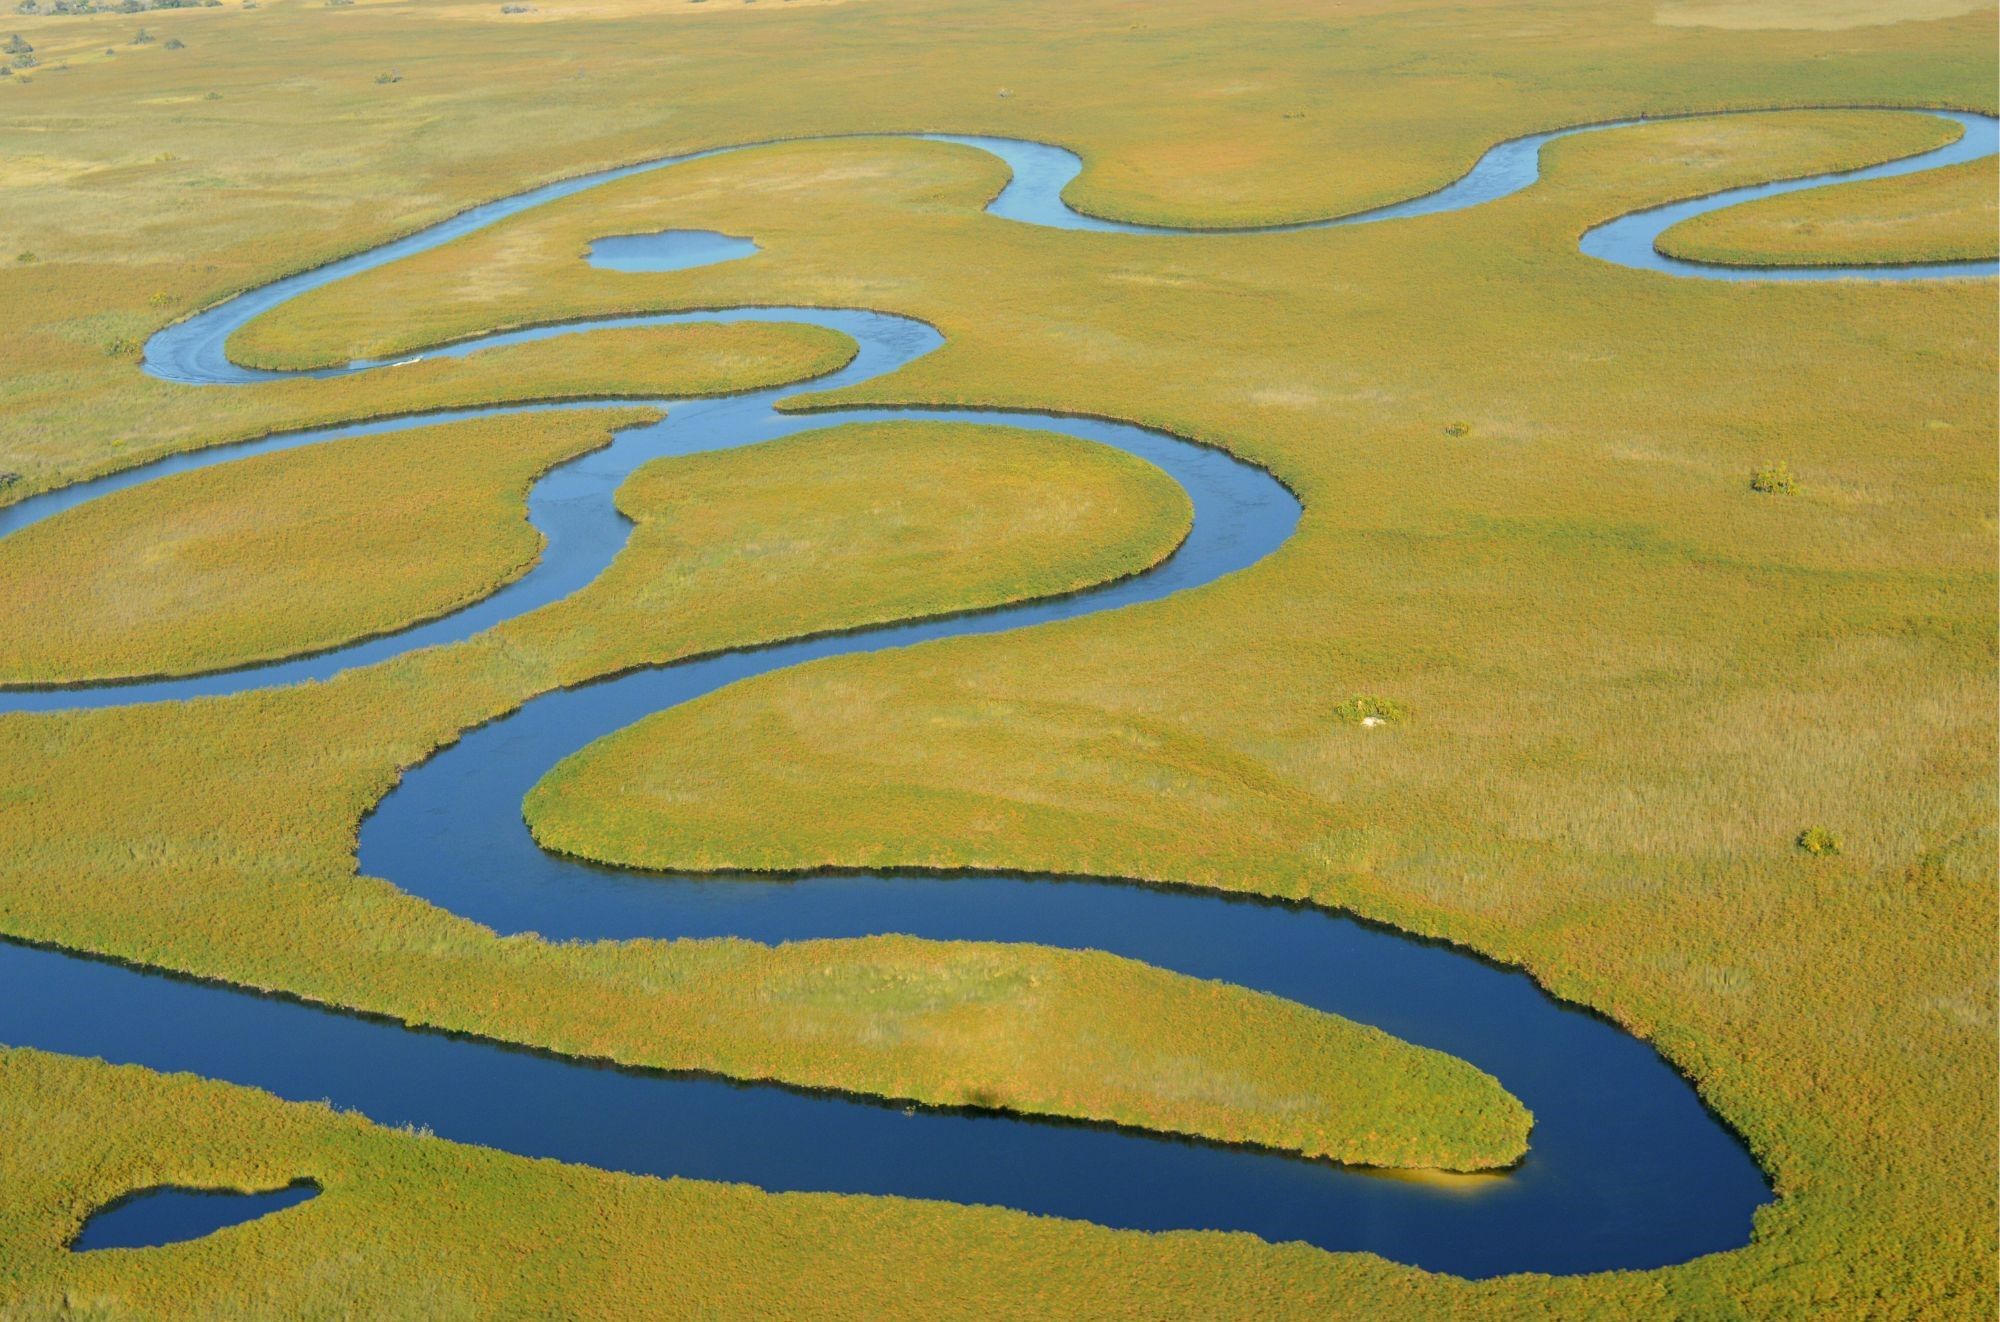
(1333, 694), (1410, 726)
(3, 33), (31, 53)
(1750, 461), (1797, 495)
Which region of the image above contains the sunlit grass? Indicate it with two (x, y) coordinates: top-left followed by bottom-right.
(1658, 156), (2000, 264)
(0, 408), (652, 682)
(0, 0), (1993, 1311)
(0, 417), (1539, 1171)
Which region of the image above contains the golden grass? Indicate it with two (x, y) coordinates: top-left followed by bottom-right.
(0, 0), (1994, 1311)
(0, 319), (854, 500)
(1655, 0), (1993, 28)
(478, 113), (1992, 1311)
(0, 408), (652, 683)
(0, 418), (1534, 1170)
(589, 422), (1197, 643)
(1658, 156), (1999, 263)
(0, 1047), (1547, 1317)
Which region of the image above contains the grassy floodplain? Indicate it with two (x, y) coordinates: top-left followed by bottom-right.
(1658, 156), (2000, 264)
(0, 314), (856, 501)
(0, 1048), (1581, 1316)
(0, 416), (1536, 1174)
(0, 0), (1994, 1313)
(0, 409), (657, 683)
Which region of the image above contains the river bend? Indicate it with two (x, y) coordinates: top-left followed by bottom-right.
(3, 106), (1992, 1277)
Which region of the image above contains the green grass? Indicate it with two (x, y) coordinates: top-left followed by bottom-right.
(0, 318), (855, 501)
(0, 1047), (1535, 1318)
(1658, 156), (1999, 265)
(0, 408), (654, 683)
(0, 417), (1535, 1171)
(0, 0), (1994, 1312)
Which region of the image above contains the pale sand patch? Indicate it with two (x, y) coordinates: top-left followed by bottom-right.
(1248, 386), (1323, 408)
(420, 0), (855, 21)
(0, 154), (93, 187)
(1656, 0), (1989, 28)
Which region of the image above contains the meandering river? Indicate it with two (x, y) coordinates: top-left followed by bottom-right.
(5, 107), (1993, 1276)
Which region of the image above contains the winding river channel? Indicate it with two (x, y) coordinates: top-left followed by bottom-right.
(3, 107), (1994, 1278)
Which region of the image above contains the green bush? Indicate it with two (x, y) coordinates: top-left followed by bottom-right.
(1333, 694), (1410, 726)
(1750, 461), (1798, 495)
(1442, 421), (1471, 437)
(1796, 826), (1841, 857)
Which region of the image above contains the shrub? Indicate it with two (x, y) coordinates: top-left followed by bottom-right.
(1333, 694), (1409, 726)
(10, 50), (33, 66)
(1442, 421), (1471, 437)
(0, 471), (20, 494)
(14, 251), (33, 262)
(3, 32), (29, 52)
(103, 335), (139, 358)
(1796, 826), (1841, 857)
(1750, 461), (1797, 495)
(163, 35), (183, 47)
(130, 25), (152, 40)
(374, 68), (400, 83)
(203, 88), (219, 98)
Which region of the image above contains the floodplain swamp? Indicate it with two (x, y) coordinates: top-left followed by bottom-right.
(0, 0), (1994, 1314)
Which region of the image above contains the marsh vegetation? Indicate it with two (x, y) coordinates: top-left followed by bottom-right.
(0, 0), (1991, 1313)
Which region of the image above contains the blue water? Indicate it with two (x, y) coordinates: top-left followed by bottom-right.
(5, 105), (1986, 1268)
(71, 1181), (320, 1252)
(587, 228), (759, 273)
(940, 109), (1999, 282)
(1581, 109), (1999, 280)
